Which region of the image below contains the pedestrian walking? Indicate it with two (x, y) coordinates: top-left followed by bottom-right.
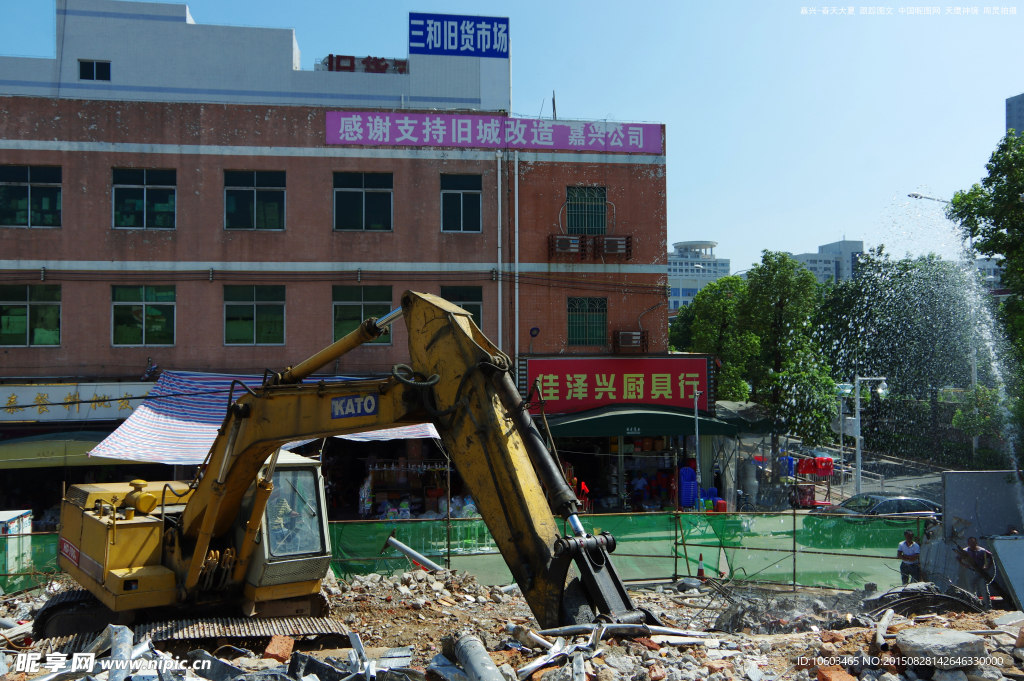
(897, 530), (921, 584)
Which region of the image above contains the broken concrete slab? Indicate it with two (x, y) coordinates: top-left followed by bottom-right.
(186, 650), (245, 681)
(964, 666), (1004, 681)
(990, 612), (1024, 628)
(933, 672), (969, 681)
(895, 629), (987, 669)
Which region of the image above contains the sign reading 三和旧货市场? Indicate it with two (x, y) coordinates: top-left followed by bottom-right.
(409, 13), (509, 58)
(325, 112), (663, 154)
(524, 357), (712, 416)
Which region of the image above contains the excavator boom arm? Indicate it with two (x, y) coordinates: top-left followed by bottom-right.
(175, 292), (645, 628)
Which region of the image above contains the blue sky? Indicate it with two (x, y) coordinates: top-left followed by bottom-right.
(3, 0), (1022, 270)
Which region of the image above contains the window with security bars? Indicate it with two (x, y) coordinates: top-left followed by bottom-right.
(440, 286), (482, 328)
(0, 285), (61, 346)
(0, 166), (62, 228)
(113, 168), (176, 229)
(224, 285), (286, 345)
(567, 297), (607, 346)
(225, 171), (286, 230)
(333, 286), (392, 344)
(112, 286), (175, 346)
(566, 186), (606, 235)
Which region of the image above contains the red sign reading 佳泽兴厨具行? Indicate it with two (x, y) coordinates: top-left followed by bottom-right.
(523, 357), (711, 416)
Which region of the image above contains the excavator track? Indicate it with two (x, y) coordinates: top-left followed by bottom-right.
(32, 589), (118, 640)
(39, 616), (350, 654)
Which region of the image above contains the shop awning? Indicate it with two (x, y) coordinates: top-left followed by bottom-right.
(714, 400), (780, 434)
(90, 371), (438, 466)
(0, 431), (125, 469)
(544, 405), (737, 437)
(281, 424), (441, 451)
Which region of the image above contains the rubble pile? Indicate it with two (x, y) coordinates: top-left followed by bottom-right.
(6, 573), (1024, 681)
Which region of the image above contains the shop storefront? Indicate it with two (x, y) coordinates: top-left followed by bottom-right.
(520, 356), (738, 513)
(0, 382), (163, 527)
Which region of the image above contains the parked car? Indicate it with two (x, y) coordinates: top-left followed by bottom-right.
(811, 492), (943, 519)
(799, 493), (941, 550)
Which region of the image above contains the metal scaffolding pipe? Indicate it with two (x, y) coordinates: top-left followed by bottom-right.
(382, 532), (444, 572)
(455, 634), (506, 681)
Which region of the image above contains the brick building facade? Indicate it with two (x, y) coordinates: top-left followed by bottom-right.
(0, 95), (667, 381)
(0, 1), (667, 432)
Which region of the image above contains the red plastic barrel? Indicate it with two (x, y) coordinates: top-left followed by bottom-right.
(716, 499), (727, 513)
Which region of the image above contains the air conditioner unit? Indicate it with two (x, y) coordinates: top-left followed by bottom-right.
(595, 235), (632, 259)
(548, 234), (588, 259)
(613, 329), (649, 353)
(618, 331), (643, 347)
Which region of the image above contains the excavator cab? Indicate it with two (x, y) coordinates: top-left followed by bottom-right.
(234, 451), (332, 617)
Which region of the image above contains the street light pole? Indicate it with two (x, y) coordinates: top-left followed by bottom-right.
(854, 376), (887, 494)
(694, 390), (703, 504)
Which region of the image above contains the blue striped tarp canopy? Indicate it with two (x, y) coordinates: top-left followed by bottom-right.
(89, 371), (438, 465)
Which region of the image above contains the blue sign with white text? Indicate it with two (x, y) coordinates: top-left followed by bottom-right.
(331, 394), (379, 419)
(409, 13), (509, 58)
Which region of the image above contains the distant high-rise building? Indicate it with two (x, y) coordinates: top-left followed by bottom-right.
(791, 240), (864, 284)
(666, 241), (730, 310)
(1008, 92), (1024, 135)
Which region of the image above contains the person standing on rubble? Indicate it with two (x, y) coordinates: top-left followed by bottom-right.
(956, 536), (992, 610)
(897, 530), (921, 584)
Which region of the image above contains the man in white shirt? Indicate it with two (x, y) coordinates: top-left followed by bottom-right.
(897, 530), (921, 584)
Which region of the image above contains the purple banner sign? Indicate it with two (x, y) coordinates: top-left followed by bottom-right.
(325, 112), (662, 154)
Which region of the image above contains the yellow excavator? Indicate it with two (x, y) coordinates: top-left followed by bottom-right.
(40, 291), (653, 638)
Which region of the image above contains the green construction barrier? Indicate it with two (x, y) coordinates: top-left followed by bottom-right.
(7, 514), (926, 594)
(0, 533), (60, 595)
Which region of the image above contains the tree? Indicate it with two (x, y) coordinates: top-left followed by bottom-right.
(742, 251), (836, 449)
(686, 276), (758, 401)
(668, 302), (695, 352)
(946, 132), (1024, 300)
(952, 385), (1008, 440)
(946, 132), (1024, 467)
(818, 248), (978, 398)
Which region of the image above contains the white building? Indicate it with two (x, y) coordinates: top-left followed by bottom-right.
(0, 0), (511, 111)
(976, 256), (1003, 287)
(667, 241), (730, 310)
(791, 240), (864, 284)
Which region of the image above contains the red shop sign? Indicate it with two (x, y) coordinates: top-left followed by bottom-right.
(524, 357), (711, 415)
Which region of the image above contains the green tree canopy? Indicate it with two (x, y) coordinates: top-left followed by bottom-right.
(946, 131), (1024, 297)
(687, 276), (758, 401)
(817, 247), (981, 397)
(742, 251), (836, 446)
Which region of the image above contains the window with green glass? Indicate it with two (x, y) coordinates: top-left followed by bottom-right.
(0, 285), (61, 346)
(112, 168), (176, 229)
(225, 171), (286, 230)
(567, 297), (607, 346)
(111, 286), (175, 346)
(0, 166), (62, 228)
(440, 175), (481, 232)
(566, 186), (606, 235)
(332, 286), (391, 343)
(334, 172), (393, 231)
(224, 285), (285, 345)
(440, 286), (482, 329)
